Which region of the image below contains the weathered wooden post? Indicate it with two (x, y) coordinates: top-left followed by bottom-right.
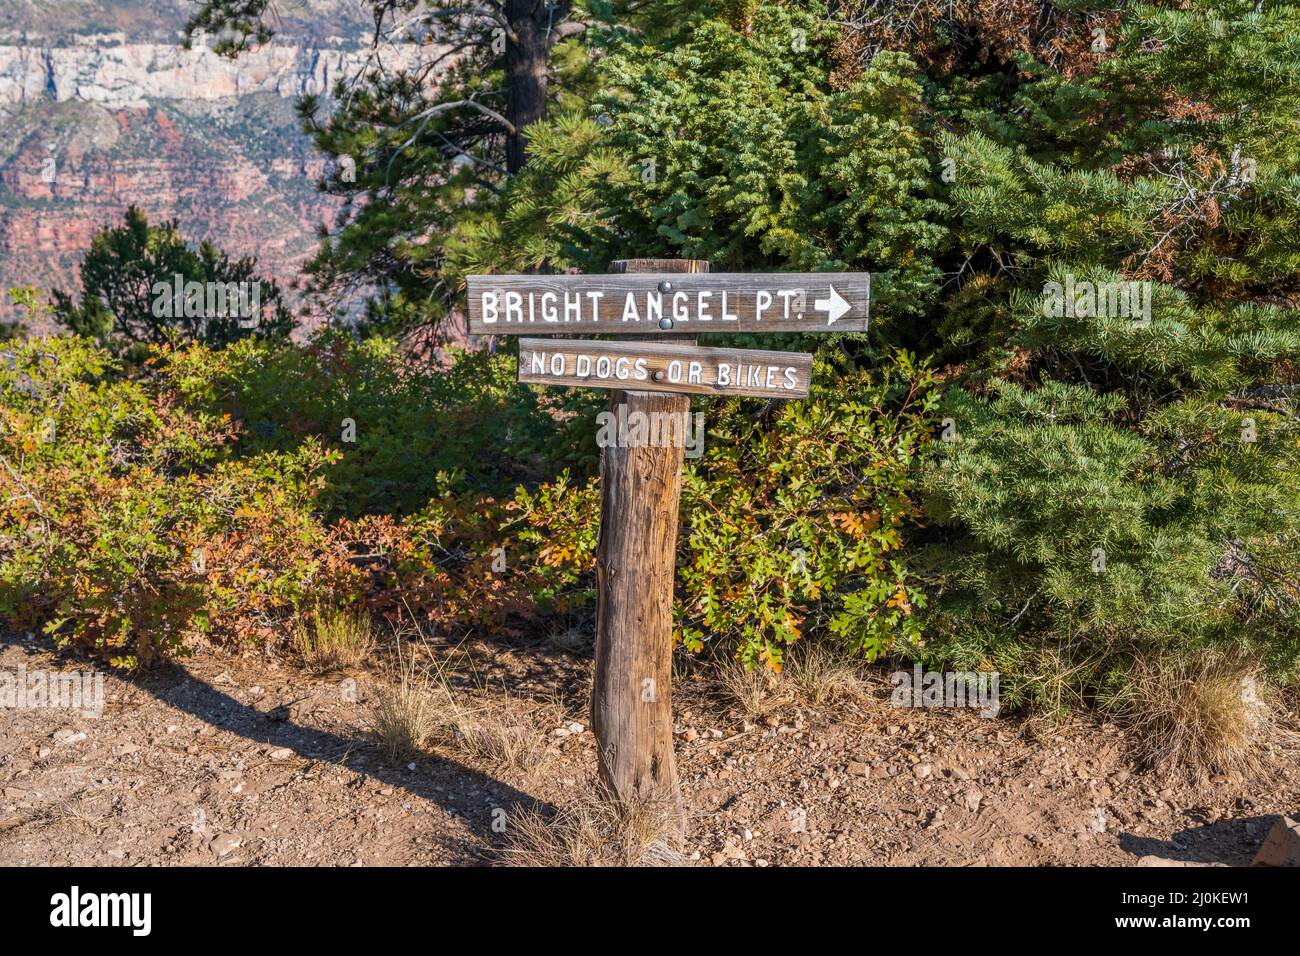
(465, 263), (869, 836)
(591, 258), (705, 816)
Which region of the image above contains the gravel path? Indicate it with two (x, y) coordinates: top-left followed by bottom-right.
(2, 632), (1295, 866)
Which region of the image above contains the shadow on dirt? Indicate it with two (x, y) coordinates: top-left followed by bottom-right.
(1, 631), (556, 864)
(1118, 817), (1273, 866)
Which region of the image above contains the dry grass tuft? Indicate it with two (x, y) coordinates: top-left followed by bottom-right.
(427, 674), (561, 775)
(1019, 644), (1096, 722)
(293, 607), (373, 672)
(783, 642), (865, 706)
(710, 643), (865, 716)
(370, 660), (560, 773)
(498, 793), (686, 867)
(372, 658), (437, 761)
(714, 657), (783, 717)
(367, 637), (561, 773)
(1109, 649), (1276, 775)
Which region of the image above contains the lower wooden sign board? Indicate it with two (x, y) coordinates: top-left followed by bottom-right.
(517, 337), (812, 399)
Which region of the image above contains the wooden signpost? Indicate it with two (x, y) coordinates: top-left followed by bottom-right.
(467, 271), (869, 334)
(517, 338), (813, 399)
(468, 259), (870, 831)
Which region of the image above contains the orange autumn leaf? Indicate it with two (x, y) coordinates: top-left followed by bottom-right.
(540, 544), (573, 566)
(828, 510), (880, 538)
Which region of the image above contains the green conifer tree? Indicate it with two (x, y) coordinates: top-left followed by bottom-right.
(917, 0), (1300, 699)
(490, 0), (1300, 697)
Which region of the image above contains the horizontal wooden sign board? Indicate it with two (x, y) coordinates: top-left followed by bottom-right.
(468, 272), (869, 335)
(517, 338), (812, 399)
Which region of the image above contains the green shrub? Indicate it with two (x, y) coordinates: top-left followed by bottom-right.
(2, 334), (938, 671)
(0, 336), (347, 666)
(160, 332), (598, 517)
(680, 351), (939, 669)
(0, 335), (601, 665)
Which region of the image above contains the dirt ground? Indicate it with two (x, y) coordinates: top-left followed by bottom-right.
(2, 629), (1296, 867)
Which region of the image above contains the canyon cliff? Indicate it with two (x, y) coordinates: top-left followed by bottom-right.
(0, 39), (421, 108)
(0, 2), (429, 334)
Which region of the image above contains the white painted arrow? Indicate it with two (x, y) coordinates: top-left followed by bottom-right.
(814, 285), (850, 325)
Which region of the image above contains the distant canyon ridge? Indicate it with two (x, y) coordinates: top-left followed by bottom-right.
(0, 38), (409, 108)
(0, 8), (429, 334)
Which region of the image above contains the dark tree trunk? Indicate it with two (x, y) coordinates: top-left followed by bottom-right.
(504, 0), (564, 173)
